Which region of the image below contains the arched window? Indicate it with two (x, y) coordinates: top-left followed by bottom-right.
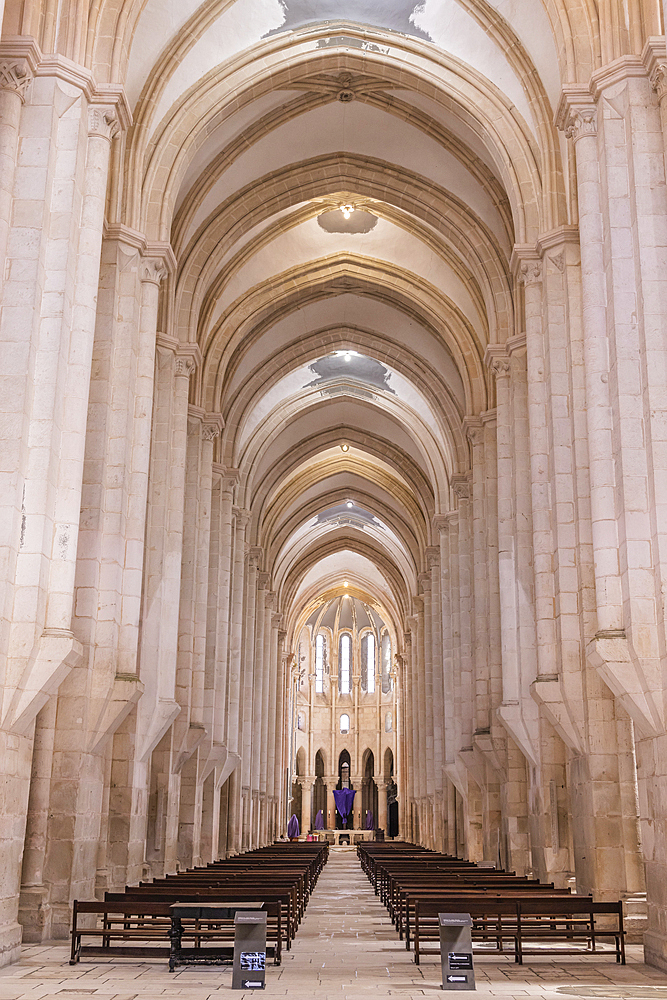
(381, 632), (392, 694)
(385, 711), (392, 733)
(361, 632), (375, 693)
(340, 713), (350, 733)
(315, 633), (326, 693)
(339, 633), (351, 694)
(297, 711), (305, 731)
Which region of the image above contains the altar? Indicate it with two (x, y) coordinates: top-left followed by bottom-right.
(312, 829), (377, 845)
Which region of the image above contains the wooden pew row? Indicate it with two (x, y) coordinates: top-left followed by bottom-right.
(70, 899), (283, 966)
(412, 897), (625, 966)
(71, 842), (328, 966)
(357, 843), (625, 965)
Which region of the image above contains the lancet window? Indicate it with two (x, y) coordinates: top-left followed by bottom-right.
(339, 633), (351, 694)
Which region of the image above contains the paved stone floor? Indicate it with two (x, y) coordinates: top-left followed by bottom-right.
(2, 849), (666, 1000)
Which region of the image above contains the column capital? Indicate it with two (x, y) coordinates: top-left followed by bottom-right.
(418, 571), (432, 593)
(88, 105), (120, 142)
(139, 256), (168, 285)
(213, 464), (239, 493)
(484, 345), (510, 379)
(0, 58), (34, 101)
(511, 244), (542, 284)
(563, 106), (598, 143)
(233, 506), (250, 529)
(643, 38), (667, 102)
(462, 415), (484, 445)
(451, 474), (471, 501)
(432, 513), (450, 535)
(202, 413), (224, 441)
(555, 86), (597, 140)
(272, 612), (283, 628)
(248, 545), (263, 569)
(174, 355), (196, 378)
(0, 37), (41, 100)
(425, 545), (440, 570)
(174, 344), (201, 377)
(258, 571), (270, 590)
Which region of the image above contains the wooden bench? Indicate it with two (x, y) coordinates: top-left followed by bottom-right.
(71, 899), (283, 966)
(411, 896), (625, 965)
(414, 898), (520, 964)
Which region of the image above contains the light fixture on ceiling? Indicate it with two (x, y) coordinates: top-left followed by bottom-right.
(340, 443), (349, 452)
(346, 501), (354, 508)
(340, 204), (355, 220)
(344, 581), (349, 588)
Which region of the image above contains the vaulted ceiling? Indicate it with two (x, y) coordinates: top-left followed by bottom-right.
(8, 0), (660, 644)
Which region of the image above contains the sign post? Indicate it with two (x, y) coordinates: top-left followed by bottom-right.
(438, 913), (475, 990)
(232, 911), (267, 990)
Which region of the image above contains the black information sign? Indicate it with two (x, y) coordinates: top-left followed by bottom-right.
(449, 953), (473, 970)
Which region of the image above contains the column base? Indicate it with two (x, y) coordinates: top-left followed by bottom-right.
(644, 929), (667, 970)
(18, 885), (51, 944)
(0, 920), (23, 966)
(624, 892), (648, 943)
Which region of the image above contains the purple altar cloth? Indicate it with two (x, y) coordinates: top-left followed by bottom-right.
(287, 814), (300, 838)
(333, 788), (356, 827)
(365, 809), (374, 830)
(314, 809), (324, 830)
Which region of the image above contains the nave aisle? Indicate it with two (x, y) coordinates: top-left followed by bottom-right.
(0, 849), (662, 1000)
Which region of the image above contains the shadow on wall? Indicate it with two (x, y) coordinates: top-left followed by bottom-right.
(264, 0), (432, 41)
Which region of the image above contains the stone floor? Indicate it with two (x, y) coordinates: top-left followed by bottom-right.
(2, 848), (666, 1000)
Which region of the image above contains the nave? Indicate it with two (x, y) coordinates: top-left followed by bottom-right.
(4, 0), (667, 976)
(0, 849), (663, 1000)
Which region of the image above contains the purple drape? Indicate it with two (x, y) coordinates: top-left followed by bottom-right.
(287, 814), (300, 838)
(314, 809), (324, 830)
(333, 788), (356, 827)
(365, 809), (374, 830)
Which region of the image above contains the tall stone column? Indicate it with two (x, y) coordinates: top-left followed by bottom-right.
(0, 42), (37, 299)
(556, 85), (651, 926)
(241, 548), (260, 849)
(132, 348), (196, 879)
(518, 256), (558, 679)
(206, 470), (237, 749)
(176, 414), (219, 868)
(466, 421), (490, 734)
(558, 98), (621, 635)
(453, 480), (474, 761)
(299, 777), (314, 836)
(250, 576), (268, 847)
(419, 571), (435, 847)
(265, 611), (281, 841)
(407, 616), (423, 840)
(0, 47), (38, 705)
(258, 593), (275, 845)
(274, 645), (288, 835)
(226, 509), (249, 854)
(18, 102), (129, 942)
(17, 698), (56, 941)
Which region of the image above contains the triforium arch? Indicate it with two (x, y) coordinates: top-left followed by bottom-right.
(2, 0), (667, 977)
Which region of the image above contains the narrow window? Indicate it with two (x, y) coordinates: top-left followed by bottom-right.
(365, 632), (375, 693)
(385, 711), (392, 733)
(340, 713), (350, 734)
(315, 633), (325, 693)
(339, 633), (351, 694)
(382, 632), (392, 694)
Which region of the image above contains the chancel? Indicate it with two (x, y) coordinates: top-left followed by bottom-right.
(2, 0), (667, 994)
